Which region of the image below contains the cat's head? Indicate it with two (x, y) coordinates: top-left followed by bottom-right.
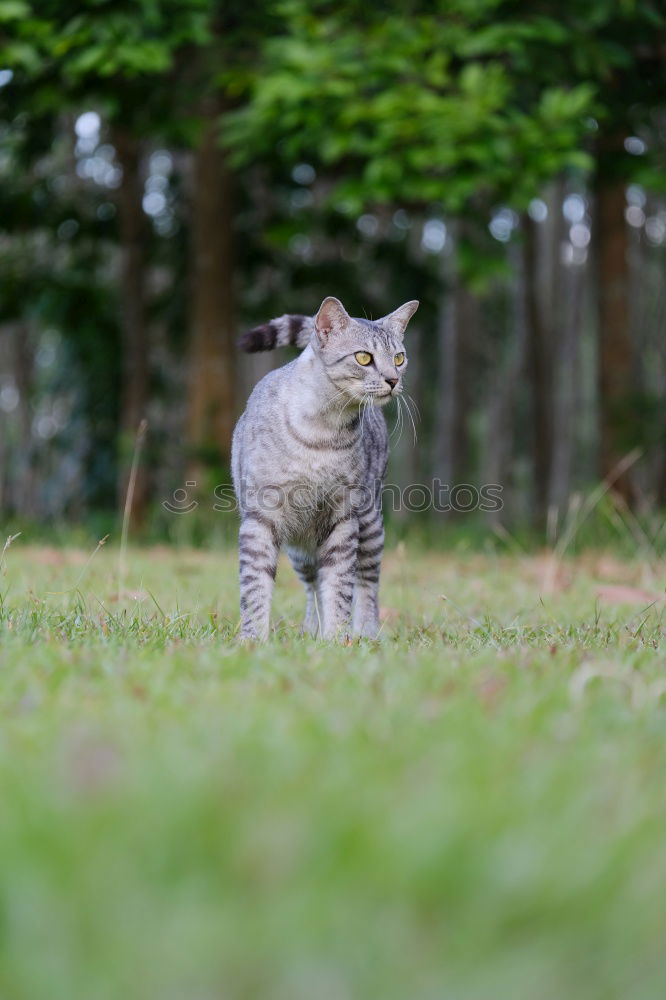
(312, 296), (419, 406)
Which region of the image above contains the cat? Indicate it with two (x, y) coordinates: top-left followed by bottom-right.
(232, 295), (418, 640)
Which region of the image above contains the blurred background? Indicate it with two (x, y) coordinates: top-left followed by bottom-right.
(0, 0), (665, 546)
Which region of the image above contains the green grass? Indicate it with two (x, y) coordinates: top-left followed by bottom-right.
(1, 539), (666, 999)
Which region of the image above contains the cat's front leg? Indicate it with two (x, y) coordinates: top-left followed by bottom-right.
(317, 516), (359, 640)
(238, 513), (280, 640)
(352, 507), (383, 638)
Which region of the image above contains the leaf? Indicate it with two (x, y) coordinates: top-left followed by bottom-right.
(0, 1), (30, 21)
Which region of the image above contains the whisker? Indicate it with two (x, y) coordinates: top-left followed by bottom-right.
(389, 399), (400, 442)
(404, 391), (421, 421)
(401, 393), (418, 444)
(401, 390), (418, 424)
(391, 396), (404, 447)
(391, 397), (399, 444)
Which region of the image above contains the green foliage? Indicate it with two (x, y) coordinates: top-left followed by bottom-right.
(0, 0), (220, 145)
(225, 0), (666, 248)
(225, 2), (599, 217)
(0, 0), (212, 82)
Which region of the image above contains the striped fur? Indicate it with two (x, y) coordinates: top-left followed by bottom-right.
(239, 314), (313, 352)
(232, 295), (418, 640)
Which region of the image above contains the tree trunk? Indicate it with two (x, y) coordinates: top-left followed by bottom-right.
(114, 129), (149, 527)
(187, 98), (236, 486)
(12, 324), (37, 517)
(431, 240), (458, 495)
(431, 223), (475, 505)
(523, 213), (553, 527)
(452, 284), (476, 482)
(595, 155), (634, 504)
(482, 241), (528, 523)
(549, 259), (584, 514)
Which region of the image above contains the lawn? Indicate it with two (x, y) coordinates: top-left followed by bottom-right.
(1, 538), (666, 999)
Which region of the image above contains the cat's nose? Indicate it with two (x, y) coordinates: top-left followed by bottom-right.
(385, 377), (398, 390)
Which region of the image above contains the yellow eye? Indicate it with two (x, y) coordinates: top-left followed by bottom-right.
(394, 352), (405, 366)
(355, 351), (372, 366)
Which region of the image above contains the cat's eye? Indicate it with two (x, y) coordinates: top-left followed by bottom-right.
(394, 352), (405, 366)
(355, 351), (372, 366)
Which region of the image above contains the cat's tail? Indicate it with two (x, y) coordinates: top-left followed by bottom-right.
(239, 314), (313, 352)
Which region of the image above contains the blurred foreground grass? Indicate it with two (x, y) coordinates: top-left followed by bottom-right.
(1, 540), (666, 999)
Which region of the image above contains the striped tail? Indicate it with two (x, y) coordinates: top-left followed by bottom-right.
(239, 314), (314, 353)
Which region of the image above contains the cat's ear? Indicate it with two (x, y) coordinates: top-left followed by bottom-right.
(314, 296), (350, 340)
(381, 300), (419, 335)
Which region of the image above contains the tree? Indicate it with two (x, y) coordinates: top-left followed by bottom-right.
(0, 0), (214, 524)
(1, 0), (665, 535)
(226, 4), (593, 218)
(226, 0), (666, 516)
(186, 94), (237, 485)
(183, 3), (280, 484)
(224, 1), (595, 522)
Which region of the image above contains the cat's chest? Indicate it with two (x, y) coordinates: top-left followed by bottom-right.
(284, 454), (362, 505)
(278, 451), (364, 534)
(274, 415), (364, 482)
(295, 447), (359, 481)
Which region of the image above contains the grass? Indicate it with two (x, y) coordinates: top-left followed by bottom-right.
(1, 537), (666, 999)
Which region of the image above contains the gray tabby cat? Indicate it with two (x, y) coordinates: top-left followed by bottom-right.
(232, 295), (418, 640)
